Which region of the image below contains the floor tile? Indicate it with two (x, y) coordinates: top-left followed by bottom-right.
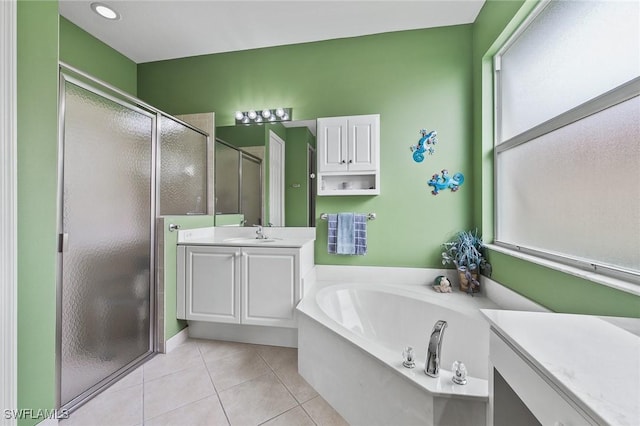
(205, 349), (271, 391)
(143, 340), (204, 382)
(61, 383), (143, 426)
(303, 395), (349, 426)
(274, 364), (318, 403)
(218, 372), (297, 426)
(261, 406), (315, 426)
(144, 363), (216, 420)
(197, 339), (257, 363)
(145, 395), (229, 426)
(255, 345), (298, 371)
(109, 365), (143, 392)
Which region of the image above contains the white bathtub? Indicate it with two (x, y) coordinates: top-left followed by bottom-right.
(297, 280), (500, 426)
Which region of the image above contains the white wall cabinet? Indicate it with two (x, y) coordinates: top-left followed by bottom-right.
(179, 244), (312, 329)
(317, 114), (380, 195)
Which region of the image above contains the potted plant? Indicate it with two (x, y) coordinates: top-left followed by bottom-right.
(441, 230), (491, 294)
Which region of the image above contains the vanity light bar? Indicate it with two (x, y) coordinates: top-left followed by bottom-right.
(320, 213), (376, 221)
(235, 108), (292, 125)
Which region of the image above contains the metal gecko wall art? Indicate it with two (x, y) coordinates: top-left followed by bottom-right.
(428, 169), (464, 195)
(410, 129), (437, 162)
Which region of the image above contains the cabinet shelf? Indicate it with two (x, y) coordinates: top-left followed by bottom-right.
(318, 173), (379, 196)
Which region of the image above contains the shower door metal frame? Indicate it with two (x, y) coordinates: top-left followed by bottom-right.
(56, 62), (212, 413)
(56, 70), (158, 411)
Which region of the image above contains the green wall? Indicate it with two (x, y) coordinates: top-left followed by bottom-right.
(138, 25), (475, 268)
(472, 0), (640, 317)
(216, 125), (266, 147)
(17, 1), (59, 424)
(59, 16), (137, 95)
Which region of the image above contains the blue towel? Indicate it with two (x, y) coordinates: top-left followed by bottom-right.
(354, 213), (367, 255)
(327, 214), (338, 254)
(337, 213), (355, 254)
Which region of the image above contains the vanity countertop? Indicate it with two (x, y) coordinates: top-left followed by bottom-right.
(176, 226), (316, 248)
(481, 309), (640, 425)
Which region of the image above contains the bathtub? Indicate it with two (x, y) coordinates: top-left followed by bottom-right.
(297, 280), (500, 426)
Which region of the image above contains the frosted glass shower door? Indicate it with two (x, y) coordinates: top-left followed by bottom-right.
(159, 116), (208, 215)
(59, 79), (154, 407)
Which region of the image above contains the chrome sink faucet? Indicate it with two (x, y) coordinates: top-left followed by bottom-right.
(425, 320), (447, 377)
(254, 225), (267, 239)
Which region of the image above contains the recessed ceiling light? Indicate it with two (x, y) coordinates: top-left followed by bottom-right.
(91, 2), (120, 20)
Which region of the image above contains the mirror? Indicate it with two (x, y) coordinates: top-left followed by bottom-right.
(215, 122), (316, 227)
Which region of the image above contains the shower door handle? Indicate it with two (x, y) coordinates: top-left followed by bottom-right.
(58, 233), (69, 253)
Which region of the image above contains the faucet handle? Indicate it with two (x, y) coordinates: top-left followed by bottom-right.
(402, 346), (416, 369)
(452, 361), (468, 385)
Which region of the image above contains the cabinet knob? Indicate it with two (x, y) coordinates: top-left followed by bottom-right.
(340, 160), (346, 164)
(349, 159), (353, 164)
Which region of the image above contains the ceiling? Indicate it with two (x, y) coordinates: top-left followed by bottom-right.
(59, 0), (486, 64)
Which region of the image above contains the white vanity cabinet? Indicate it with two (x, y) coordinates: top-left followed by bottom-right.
(317, 114), (380, 195)
(178, 242), (313, 329)
(241, 247), (299, 328)
(182, 246), (241, 323)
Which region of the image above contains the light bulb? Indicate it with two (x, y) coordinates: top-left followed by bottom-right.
(269, 115), (276, 122)
(254, 116), (263, 123)
(242, 116), (250, 124)
(275, 108), (285, 118)
(282, 113), (289, 121)
(247, 110), (257, 120)
(91, 2), (120, 20)
(262, 109), (271, 118)
(235, 111), (245, 121)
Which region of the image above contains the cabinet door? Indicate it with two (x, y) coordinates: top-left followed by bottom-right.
(185, 246), (241, 323)
(317, 117), (348, 172)
(241, 248), (299, 328)
(347, 115), (378, 171)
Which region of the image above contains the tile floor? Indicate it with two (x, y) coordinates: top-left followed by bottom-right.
(61, 339), (348, 426)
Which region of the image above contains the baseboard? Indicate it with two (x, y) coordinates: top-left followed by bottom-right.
(188, 321), (297, 348)
(164, 326), (189, 353)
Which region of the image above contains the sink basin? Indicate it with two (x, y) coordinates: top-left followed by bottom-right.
(223, 237), (279, 244)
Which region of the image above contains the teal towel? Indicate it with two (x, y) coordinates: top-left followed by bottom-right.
(337, 213), (355, 255)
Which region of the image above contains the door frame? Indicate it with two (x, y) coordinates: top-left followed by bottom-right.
(1, 1), (18, 422)
(268, 130), (285, 226)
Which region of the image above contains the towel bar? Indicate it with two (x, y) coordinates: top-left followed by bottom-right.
(320, 213), (376, 221)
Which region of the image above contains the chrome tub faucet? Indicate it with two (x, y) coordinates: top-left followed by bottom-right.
(425, 320), (447, 377)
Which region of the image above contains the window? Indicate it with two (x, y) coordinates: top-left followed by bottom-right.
(494, 0), (640, 281)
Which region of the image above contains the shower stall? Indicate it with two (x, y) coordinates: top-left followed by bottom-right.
(214, 138), (263, 226)
(56, 65), (209, 411)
